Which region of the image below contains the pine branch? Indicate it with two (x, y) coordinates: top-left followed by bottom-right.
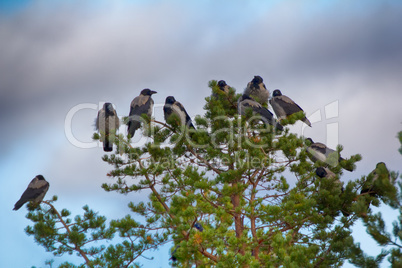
(42, 201), (92, 266)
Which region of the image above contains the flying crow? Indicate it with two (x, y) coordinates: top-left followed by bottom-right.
(96, 102), (119, 152)
(164, 96), (195, 129)
(306, 138), (353, 171)
(14, 175), (49, 210)
(238, 94), (283, 130)
(270, 89), (311, 127)
(244, 75), (269, 105)
(127, 89), (157, 137)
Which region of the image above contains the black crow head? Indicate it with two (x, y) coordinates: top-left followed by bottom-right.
(252, 75), (263, 84)
(141, 88), (157, 96)
(218, 80), (227, 89)
(36, 175), (45, 180)
(315, 167), (327, 178)
(305, 138), (314, 145)
(165, 96), (176, 104)
(104, 102), (115, 115)
(272, 89), (282, 97)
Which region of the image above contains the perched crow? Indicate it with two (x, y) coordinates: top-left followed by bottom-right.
(315, 167), (349, 216)
(217, 80), (230, 94)
(96, 102), (120, 152)
(238, 94), (283, 130)
(358, 163), (393, 217)
(127, 89), (157, 137)
(270, 89), (311, 127)
(306, 138), (353, 171)
(14, 175), (49, 210)
(361, 162), (391, 196)
(244, 75), (269, 105)
(164, 96), (195, 129)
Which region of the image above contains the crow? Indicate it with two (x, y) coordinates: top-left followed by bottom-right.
(361, 162), (391, 196)
(244, 75), (269, 105)
(96, 102), (119, 152)
(217, 80), (230, 94)
(315, 167), (349, 216)
(306, 138), (353, 171)
(127, 89), (157, 137)
(164, 96), (195, 129)
(270, 89), (311, 127)
(358, 162), (393, 216)
(14, 175), (49, 211)
(238, 94), (283, 130)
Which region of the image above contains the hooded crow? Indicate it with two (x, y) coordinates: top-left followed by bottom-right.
(270, 89), (311, 127)
(96, 102), (120, 152)
(164, 96), (195, 129)
(13, 175), (49, 210)
(238, 94), (283, 130)
(218, 80), (230, 94)
(315, 167), (349, 216)
(127, 89), (157, 137)
(358, 162), (393, 216)
(244, 76), (269, 105)
(361, 162), (391, 196)
(306, 138), (353, 171)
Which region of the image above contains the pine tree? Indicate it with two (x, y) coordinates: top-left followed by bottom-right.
(24, 81), (399, 267)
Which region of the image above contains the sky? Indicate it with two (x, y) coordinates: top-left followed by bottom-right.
(1, 0), (402, 267)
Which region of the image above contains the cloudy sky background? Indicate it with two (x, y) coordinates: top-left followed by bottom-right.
(1, 0), (402, 267)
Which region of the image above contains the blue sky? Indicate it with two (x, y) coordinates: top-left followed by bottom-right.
(1, 0), (402, 267)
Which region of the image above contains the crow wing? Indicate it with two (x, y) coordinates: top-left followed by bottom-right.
(129, 95), (153, 118)
(238, 98), (261, 115)
(310, 142), (329, 155)
(128, 95), (153, 136)
(275, 95), (304, 115)
(95, 109), (105, 130)
(174, 101), (195, 129)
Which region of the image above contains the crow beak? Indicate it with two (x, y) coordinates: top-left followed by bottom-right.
(151, 90), (157, 95)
